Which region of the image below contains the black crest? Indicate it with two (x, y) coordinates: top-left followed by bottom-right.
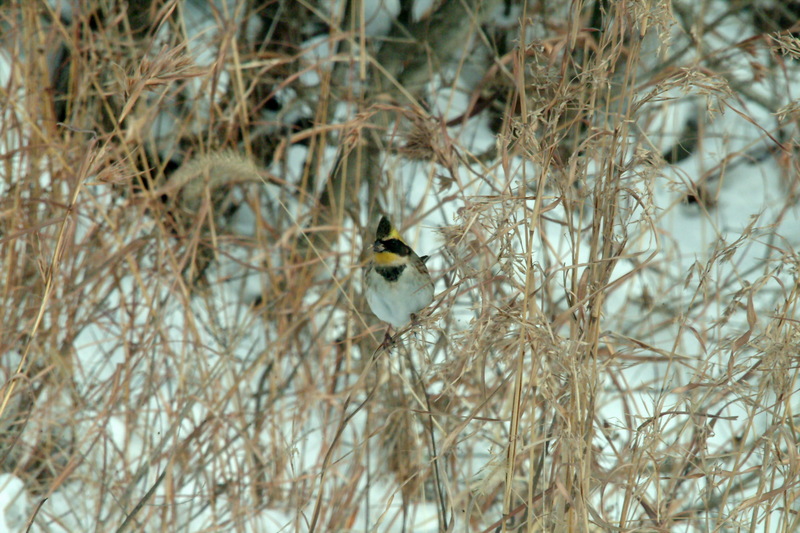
(376, 216), (392, 240)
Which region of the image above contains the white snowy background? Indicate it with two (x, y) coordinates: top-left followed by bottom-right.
(1, 0), (799, 531)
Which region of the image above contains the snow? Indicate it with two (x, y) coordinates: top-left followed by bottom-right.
(2, 0), (799, 531)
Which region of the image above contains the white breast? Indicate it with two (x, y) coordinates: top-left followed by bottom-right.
(366, 271), (433, 328)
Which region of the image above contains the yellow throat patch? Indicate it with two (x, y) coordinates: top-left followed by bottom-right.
(374, 249), (407, 266)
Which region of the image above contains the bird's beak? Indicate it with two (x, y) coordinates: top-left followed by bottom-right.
(372, 241), (385, 253)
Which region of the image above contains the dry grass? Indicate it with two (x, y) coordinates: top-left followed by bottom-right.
(1, 0), (799, 531)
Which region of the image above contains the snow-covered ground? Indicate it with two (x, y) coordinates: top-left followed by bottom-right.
(1, 0), (799, 531)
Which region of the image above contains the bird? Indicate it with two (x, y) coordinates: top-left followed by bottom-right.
(364, 216), (434, 331)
